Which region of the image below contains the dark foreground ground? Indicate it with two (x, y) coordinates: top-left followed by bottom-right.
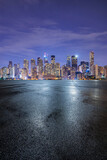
(0, 80), (107, 160)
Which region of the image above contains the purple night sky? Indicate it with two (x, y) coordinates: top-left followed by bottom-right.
(0, 0), (107, 68)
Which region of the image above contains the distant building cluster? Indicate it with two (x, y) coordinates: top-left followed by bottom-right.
(0, 52), (107, 80)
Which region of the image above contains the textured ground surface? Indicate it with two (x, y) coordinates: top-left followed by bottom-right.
(0, 80), (107, 160)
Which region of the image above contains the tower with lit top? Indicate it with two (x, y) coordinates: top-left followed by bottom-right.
(72, 55), (78, 71)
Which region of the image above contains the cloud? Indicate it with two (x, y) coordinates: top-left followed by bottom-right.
(0, 23), (107, 57)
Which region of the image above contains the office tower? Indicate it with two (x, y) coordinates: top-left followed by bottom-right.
(9, 67), (15, 78)
(66, 56), (71, 67)
(0, 68), (2, 78)
(80, 61), (89, 73)
(44, 52), (48, 65)
(51, 55), (55, 64)
(78, 65), (82, 73)
(44, 63), (52, 75)
(16, 64), (20, 79)
(23, 59), (29, 75)
(55, 63), (60, 77)
(21, 68), (28, 80)
(80, 61), (89, 69)
(80, 61), (86, 73)
(70, 68), (76, 80)
(95, 64), (98, 79)
(72, 55), (77, 71)
(85, 62), (89, 69)
(32, 66), (37, 79)
(51, 55), (55, 75)
(37, 57), (43, 75)
(8, 61), (12, 69)
(2, 67), (9, 79)
(90, 51), (94, 75)
(14, 64), (17, 77)
(17, 64), (20, 69)
(104, 66), (107, 78)
(31, 59), (36, 77)
(8, 61), (12, 74)
(61, 65), (68, 79)
(98, 66), (104, 78)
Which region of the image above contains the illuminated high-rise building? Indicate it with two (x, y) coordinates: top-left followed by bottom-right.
(44, 63), (52, 75)
(23, 59), (29, 75)
(66, 56), (71, 67)
(80, 61), (89, 73)
(8, 61), (12, 69)
(2, 67), (9, 79)
(51, 55), (55, 64)
(98, 66), (104, 78)
(10, 67), (15, 79)
(51, 55), (55, 75)
(44, 52), (48, 65)
(61, 65), (68, 79)
(14, 64), (17, 76)
(0, 68), (2, 78)
(104, 66), (107, 78)
(31, 59), (36, 77)
(80, 61), (89, 69)
(37, 57), (43, 75)
(21, 68), (28, 80)
(72, 55), (78, 71)
(90, 51), (94, 75)
(8, 61), (12, 74)
(16, 64), (20, 79)
(17, 64), (20, 69)
(95, 64), (98, 79)
(55, 63), (60, 77)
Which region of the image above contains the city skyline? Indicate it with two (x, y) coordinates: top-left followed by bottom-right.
(0, 52), (107, 80)
(0, 52), (93, 70)
(0, 0), (107, 67)
(0, 51), (106, 69)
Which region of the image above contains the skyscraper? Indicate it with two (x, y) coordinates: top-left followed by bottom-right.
(21, 68), (28, 80)
(0, 68), (2, 78)
(51, 55), (55, 64)
(104, 66), (107, 78)
(98, 66), (104, 78)
(95, 64), (98, 79)
(72, 55), (78, 71)
(80, 61), (89, 73)
(90, 51), (94, 75)
(55, 63), (60, 77)
(17, 64), (20, 69)
(8, 61), (12, 74)
(31, 59), (36, 77)
(44, 52), (48, 65)
(44, 63), (52, 75)
(14, 64), (17, 77)
(23, 59), (29, 75)
(37, 57), (43, 75)
(8, 61), (12, 69)
(2, 67), (9, 79)
(66, 56), (71, 67)
(51, 55), (55, 75)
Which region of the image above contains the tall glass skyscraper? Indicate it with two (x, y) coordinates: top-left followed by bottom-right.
(23, 59), (29, 75)
(72, 55), (77, 71)
(44, 52), (48, 65)
(37, 57), (43, 75)
(51, 55), (55, 64)
(66, 56), (71, 67)
(90, 51), (94, 75)
(31, 59), (36, 77)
